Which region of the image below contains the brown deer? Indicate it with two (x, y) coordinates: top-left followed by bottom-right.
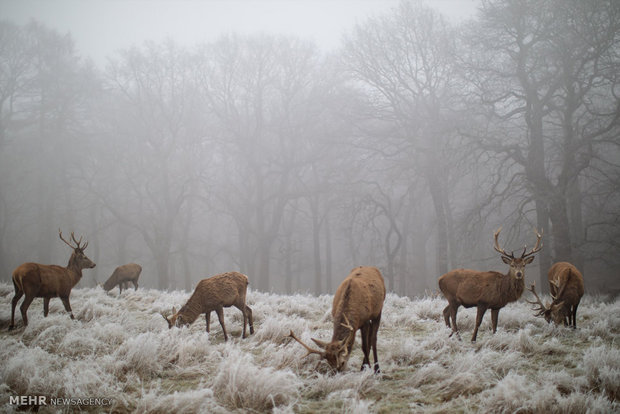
(526, 261), (584, 328)
(438, 228), (543, 342)
(9, 230), (96, 329)
(162, 271), (254, 341)
(289, 266), (386, 373)
(103, 263), (142, 294)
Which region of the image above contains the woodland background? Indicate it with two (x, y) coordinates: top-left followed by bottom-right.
(0, 0), (619, 296)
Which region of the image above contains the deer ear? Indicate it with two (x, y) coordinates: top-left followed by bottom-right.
(501, 256), (512, 264)
(172, 307), (177, 315)
(311, 338), (329, 349)
(524, 256), (535, 264)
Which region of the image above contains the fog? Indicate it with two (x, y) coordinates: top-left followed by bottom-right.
(0, 0), (618, 296)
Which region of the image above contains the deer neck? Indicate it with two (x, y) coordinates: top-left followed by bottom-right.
(66, 254), (84, 287)
(178, 298), (202, 325)
(502, 271), (525, 303)
(331, 311), (357, 343)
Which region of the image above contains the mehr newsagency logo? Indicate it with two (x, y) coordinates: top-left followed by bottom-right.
(10, 395), (113, 407)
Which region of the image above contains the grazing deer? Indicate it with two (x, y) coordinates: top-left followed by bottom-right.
(289, 266), (386, 373)
(438, 228), (543, 342)
(526, 261), (584, 328)
(9, 230), (96, 329)
(162, 272), (254, 341)
(103, 263), (142, 294)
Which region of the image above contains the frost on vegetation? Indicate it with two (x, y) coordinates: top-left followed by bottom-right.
(309, 368), (376, 400)
(113, 332), (163, 378)
(135, 386), (227, 414)
(581, 345), (620, 400)
(212, 348), (301, 411)
(2, 346), (61, 395)
(0, 283), (619, 412)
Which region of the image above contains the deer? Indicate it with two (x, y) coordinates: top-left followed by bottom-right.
(525, 261), (584, 328)
(438, 227), (543, 342)
(103, 263), (142, 294)
(288, 266), (386, 373)
(162, 271), (254, 341)
(9, 230), (96, 329)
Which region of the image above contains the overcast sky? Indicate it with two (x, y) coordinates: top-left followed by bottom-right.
(1, 0), (478, 66)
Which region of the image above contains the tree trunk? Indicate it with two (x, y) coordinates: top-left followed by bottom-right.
(549, 193), (573, 262)
(567, 178), (584, 271)
(324, 212), (333, 294)
(311, 198), (322, 295)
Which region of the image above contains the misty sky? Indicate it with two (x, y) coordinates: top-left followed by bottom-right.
(1, 0), (478, 65)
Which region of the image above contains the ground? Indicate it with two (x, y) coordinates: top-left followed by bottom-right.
(0, 282), (618, 413)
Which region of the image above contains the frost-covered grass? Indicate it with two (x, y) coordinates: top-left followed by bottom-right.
(0, 282), (618, 413)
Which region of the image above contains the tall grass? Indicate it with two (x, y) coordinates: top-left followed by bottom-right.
(1, 283), (618, 412)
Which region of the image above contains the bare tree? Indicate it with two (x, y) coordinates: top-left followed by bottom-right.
(461, 0), (620, 287)
(196, 34), (341, 292)
(342, 2), (462, 278)
(94, 40), (205, 289)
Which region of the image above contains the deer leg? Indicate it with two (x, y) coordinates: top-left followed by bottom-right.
(491, 309), (499, 333)
(133, 281), (138, 290)
(448, 302), (460, 338)
(443, 305), (452, 328)
(60, 297), (74, 319)
(118, 283), (123, 295)
(43, 298), (50, 317)
(234, 303), (247, 338)
(215, 307), (228, 341)
(10, 290), (24, 330)
(20, 295), (35, 327)
(246, 305), (254, 334)
(360, 322), (371, 370)
(472, 305), (488, 342)
(571, 303), (579, 329)
(370, 315), (381, 373)
(205, 311), (211, 332)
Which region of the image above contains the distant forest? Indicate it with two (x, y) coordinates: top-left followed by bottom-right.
(1, 0), (618, 296)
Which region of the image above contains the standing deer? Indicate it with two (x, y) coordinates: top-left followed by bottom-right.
(289, 266), (386, 373)
(438, 228), (543, 342)
(162, 272), (254, 341)
(526, 261), (584, 328)
(9, 230), (96, 329)
(103, 263), (142, 294)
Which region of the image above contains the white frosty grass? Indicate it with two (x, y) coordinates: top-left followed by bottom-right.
(0, 284), (618, 413)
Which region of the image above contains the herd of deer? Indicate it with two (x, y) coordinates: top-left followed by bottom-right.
(8, 227), (584, 374)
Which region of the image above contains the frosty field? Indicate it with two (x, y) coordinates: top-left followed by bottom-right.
(0, 282), (618, 413)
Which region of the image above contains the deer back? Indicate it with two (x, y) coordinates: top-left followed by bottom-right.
(13, 263), (79, 298)
(331, 266), (385, 341)
(548, 262), (584, 306)
(439, 268), (523, 308)
(173, 272), (249, 325)
(104, 263), (142, 291)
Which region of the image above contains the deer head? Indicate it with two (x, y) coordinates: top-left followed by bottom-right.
(493, 227), (543, 279)
(161, 307), (188, 328)
(526, 282), (567, 325)
(59, 229), (96, 269)
(288, 315), (356, 372)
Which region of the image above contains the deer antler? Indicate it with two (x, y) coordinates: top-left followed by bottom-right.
(493, 227), (514, 258)
(525, 282), (549, 317)
(549, 279), (560, 300)
(288, 330), (325, 358)
(521, 228), (543, 259)
(59, 229), (76, 249)
(59, 229), (88, 250)
(341, 314), (354, 332)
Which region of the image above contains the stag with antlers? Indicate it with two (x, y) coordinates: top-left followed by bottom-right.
(438, 227), (543, 342)
(9, 230), (96, 329)
(526, 262), (584, 328)
(289, 266), (386, 373)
